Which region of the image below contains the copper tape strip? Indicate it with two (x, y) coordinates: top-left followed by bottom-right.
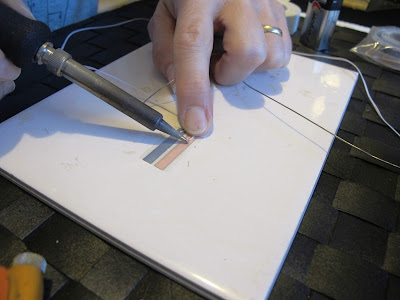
(155, 136), (195, 170)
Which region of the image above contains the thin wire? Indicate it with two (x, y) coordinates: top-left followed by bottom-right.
(60, 18), (150, 50)
(84, 65), (147, 99)
(243, 81), (400, 169)
(61, 18), (176, 110)
(292, 51), (400, 138)
(143, 79), (175, 103)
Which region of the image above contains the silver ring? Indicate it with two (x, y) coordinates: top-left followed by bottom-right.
(263, 25), (282, 36)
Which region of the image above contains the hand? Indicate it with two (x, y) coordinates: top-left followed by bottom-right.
(148, 0), (292, 136)
(0, 0), (35, 100)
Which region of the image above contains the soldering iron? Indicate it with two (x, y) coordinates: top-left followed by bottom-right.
(0, 2), (187, 143)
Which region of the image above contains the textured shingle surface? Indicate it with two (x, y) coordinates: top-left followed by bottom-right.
(0, 0), (399, 298)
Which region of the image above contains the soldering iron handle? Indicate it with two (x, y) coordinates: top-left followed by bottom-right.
(0, 2), (51, 68)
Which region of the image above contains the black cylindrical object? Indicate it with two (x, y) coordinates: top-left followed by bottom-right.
(0, 2), (51, 68)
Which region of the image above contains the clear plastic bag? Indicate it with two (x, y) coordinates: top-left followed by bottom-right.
(350, 26), (400, 71)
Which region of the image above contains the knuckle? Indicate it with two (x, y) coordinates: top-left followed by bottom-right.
(271, 0), (285, 15)
(175, 23), (213, 51)
(267, 57), (284, 69)
(260, 48), (286, 70)
(178, 77), (209, 99)
(234, 42), (267, 69)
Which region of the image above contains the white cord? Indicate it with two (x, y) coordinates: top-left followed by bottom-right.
(60, 18), (150, 50)
(293, 50), (400, 139)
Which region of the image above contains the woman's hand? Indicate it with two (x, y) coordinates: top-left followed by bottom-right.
(148, 0), (292, 136)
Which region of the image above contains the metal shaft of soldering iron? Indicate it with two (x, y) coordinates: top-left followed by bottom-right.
(36, 43), (187, 143)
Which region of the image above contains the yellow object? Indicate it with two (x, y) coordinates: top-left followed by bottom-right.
(7, 265), (43, 300)
(0, 267), (9, 300)
(97, 0), (140, 13)
(343, 0), (370, 10)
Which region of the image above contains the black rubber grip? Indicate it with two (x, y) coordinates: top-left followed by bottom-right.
(0, 2), (51, 68)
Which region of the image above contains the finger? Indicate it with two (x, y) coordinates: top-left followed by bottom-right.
(173, 0), (216, 136)
(0, 80), (16, 100)
(148, 1), (176, 90)
(256, 0), (291, 70)
(0, 50), (21, 81)
(0, 0), (35, 19)
(213, 0), (267, 86)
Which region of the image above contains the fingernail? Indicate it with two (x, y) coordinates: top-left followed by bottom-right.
(166, 64), (176, 94)
(183, 106), (207, 136)
(15, 0), (35, 19)
(12, 68), (21, 81)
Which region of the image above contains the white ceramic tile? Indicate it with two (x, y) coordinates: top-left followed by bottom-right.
(0, 44), (357, 299)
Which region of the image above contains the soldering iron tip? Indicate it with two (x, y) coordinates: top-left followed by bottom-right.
(157, 119), (189, 143)
(180, 135), (189, 143)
